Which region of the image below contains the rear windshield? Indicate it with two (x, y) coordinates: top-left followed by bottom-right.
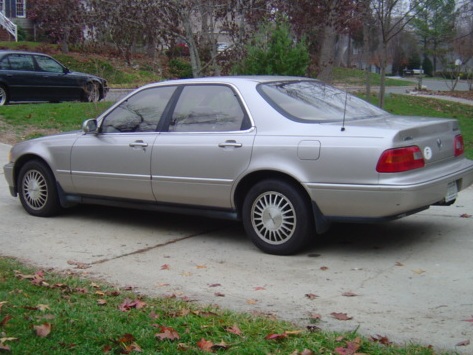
(258, 80), (387, 122)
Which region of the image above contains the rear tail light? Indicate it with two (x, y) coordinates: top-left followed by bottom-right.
(376, 146), (425, 173)
(454, 135), (464, 157)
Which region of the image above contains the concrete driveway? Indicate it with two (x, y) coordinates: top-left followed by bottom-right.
(1, 142), (472, 353)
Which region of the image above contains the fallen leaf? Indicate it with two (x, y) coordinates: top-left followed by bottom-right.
(97, 299), (107, 306)
(66, 260), (91, 269)
(305, 293), (319, 300)
(335, 338), (361, 355)
(196, 264), (207, 269)
(370, 334), (392, 345)
(1, 315), (12, 327)
(37, 304), (50, 312)
(412, 269), (426, 275)
(306, 325), (321, 332)
(320, 266), (329, 271)
(463, 316), (473, 323)
(226, 325), (242, 336)
(214, 292), (225, 297)
(160, 264), (170, 270)
(309, 313), (322, 321)
(254, 286), (266, 291)
(456, 339), (470, 346)
(208, 283), (221, 288)
(155, 326), (180, 341)
(246, 299), (258, 305)
(331, 312), (353, 321)
(197, 338), (214, 351)
(117, 333), (135, 344)
(34, 323), (52, 337)
(460, 213), (472, 218)
(211, 341), (230, 350)
(118, 298), (147, 312)
(177, 343), (190, 351)
(395, 262), (404, 267)
(265, 333), (288, 340)
(149, 311), (160, 319)
(342, 292), (358, 297)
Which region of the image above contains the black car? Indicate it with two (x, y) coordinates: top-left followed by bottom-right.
(0, 50), (108, 105)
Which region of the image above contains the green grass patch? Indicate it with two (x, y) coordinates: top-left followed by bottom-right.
(0, 257), (439, 354)
(0, 102), (113, 141)
(333, 67), (410, 87)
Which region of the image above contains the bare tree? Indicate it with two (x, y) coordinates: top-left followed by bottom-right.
(371, 0), (435, 107)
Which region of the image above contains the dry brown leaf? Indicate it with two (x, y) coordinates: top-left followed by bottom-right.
(342, 292), (358, 297)
(331, 312), (353, 321)
(34, 323), (52, 337)
(197, 338), (214, 352)
(305, 293), (319, 300)
(456, 339), (470, 346)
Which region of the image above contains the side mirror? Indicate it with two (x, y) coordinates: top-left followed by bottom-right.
(82, 119), (98, 134)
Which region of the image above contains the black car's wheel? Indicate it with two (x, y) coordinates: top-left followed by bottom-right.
(83, 82), (100, 102)
(0, 84), (9, 106)
(242, 179), (314, 255)
(18, 160), (61, 217)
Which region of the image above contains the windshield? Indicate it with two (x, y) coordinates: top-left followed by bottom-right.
(258, 80), (387, 122)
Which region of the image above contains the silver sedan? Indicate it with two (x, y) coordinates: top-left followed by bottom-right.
(4, 76), (473, 254)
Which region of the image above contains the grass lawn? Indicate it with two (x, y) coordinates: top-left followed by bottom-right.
(0, 257), (440, 354)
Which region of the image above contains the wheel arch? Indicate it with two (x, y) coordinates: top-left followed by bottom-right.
(12, 154), (53, 194)
(234, 170), (310, 215)
(234, 170), (331, 234)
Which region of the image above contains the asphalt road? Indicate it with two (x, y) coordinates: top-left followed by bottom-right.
(1, 142), (473, 353)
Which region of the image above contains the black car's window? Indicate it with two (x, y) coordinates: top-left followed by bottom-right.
(34, 55), (64, 73)
(258, 80), (387, 122)
(2, 54), (35, 71)
(101, 86), (176, 133)
(169, 85), (246, 132)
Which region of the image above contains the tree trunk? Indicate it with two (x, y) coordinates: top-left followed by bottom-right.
(317, 21), (337, 83)
(378, 43), (387, 108)
(317, 0), (338, 83)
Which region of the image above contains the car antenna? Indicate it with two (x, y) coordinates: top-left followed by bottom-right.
(341, 85), (349, 132)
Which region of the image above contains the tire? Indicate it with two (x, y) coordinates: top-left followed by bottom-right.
(0, 84), (9, 106)
(242, 179), (315, 255)
(83, 82), (100, 102)
(17, 160), (62, 217)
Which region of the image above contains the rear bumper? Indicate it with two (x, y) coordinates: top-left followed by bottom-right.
(305, 159), (473, 220)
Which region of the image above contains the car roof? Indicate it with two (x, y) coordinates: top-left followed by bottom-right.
(143, 75), (317, 88)
(0, 50), (51, 57)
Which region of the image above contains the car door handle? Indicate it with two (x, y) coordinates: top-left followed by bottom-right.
(218, 140), (242, 148)
(129, 140), (148, 148)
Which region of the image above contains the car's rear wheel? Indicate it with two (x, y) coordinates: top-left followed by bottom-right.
(242, 179), (314, 255)
(0, 84), (9, 105)
(83, 82), (100, 102)
(18, 160), (62, 217)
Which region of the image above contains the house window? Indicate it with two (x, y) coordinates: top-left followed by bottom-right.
(16, 0), (26, 18)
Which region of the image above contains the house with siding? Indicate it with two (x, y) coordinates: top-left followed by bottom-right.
(0, 0), (31, 41)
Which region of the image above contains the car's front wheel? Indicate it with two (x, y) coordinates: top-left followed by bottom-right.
(0, 84), (9, 106)
(242, 179), (314, 255)
(83, 82), (100, 102)
(18, 160), (62, 217)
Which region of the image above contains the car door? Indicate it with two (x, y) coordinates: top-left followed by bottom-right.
(70, 86), (177, 200)
(33, 54), (80, 100)
(0, 53), (48, 101)
(151, 84), (255, 208)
